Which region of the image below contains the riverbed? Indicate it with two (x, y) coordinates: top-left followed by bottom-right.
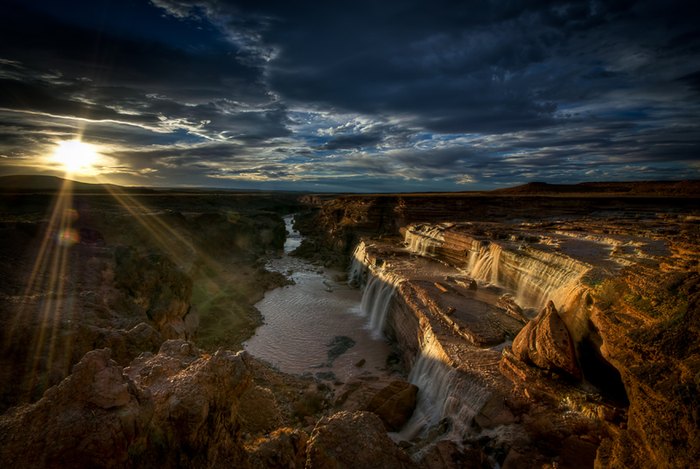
(244, 215), (393, 381)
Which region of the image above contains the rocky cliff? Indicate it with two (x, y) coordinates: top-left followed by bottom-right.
(303, 191), (699, 468)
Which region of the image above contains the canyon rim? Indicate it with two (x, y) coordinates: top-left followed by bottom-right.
(0, 178), (698, 468)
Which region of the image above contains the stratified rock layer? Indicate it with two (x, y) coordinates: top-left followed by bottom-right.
(592, 270), (700, 468)
(305, 192), (698, 468)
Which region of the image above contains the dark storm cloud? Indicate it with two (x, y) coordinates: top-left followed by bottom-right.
(320, 133), (384, 151)
(0, 0), (698, 190)
(0, 2), (288, 149)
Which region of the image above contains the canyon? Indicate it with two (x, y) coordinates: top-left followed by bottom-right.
(0, 177), (698, 468)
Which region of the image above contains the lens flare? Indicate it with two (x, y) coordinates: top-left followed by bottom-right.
(57, 228), (80, 246)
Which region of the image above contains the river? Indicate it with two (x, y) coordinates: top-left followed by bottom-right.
(244, 215), (393, 381)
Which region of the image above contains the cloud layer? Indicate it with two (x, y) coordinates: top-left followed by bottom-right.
(1, 0), (698, 190)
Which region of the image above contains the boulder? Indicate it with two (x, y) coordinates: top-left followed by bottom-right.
(419, 440), (491, 469)
(305, 411), (417, 469)
(365, 380), (418, 431)
(511, 301), (582, 380)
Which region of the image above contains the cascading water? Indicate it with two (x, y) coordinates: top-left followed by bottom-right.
(283, 214), (302, 253)
(400, 347), (491, 442)
(404, 224), (445, 257)
(466, 241), (501, 286)
(348, 245), (367, 287)
(359, 275), (396, 338)
(349, 240), (400, 338)
(405, 225), (590, 313)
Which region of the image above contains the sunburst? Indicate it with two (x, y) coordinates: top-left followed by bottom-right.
(51, 140), (100, 174)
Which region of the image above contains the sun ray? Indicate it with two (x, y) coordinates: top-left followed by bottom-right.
(14, 170), (247, 402)
(15, 178), (76, 400)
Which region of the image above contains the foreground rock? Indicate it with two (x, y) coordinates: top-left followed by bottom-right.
(0, 341), (252, 468)
(0, 348), (150, 468)
(305, 411), (417, 469)
(336, 378), (419, 432)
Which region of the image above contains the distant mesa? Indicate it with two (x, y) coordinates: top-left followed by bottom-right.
(2, 174), (698, 196)
(491, 180), (700, 196)
(0, 175), (152, 194)
(0, 175), (116, 193)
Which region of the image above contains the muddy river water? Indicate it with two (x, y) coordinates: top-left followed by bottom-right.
(244, 215), (393, 381)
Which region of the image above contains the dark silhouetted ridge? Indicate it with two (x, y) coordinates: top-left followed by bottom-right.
(492, 180), (700, 196)
(0, 175), (145, 193)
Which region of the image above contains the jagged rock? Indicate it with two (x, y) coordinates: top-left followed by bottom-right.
(511, 301), (582, 380)
(0, 342), (253, 468)
(497, 294), (528, 324)
(0, 348), (152, 468)
(365, 380), (418, 431)
(238, 385), (283, 434)
(125, 340), (252, 467)
(62, 321), (164, 373)
(305, 411), (417, 469)
(113, 246), (193, 340)
(473, 394), (516, 430)
(247, 428), (308, 469)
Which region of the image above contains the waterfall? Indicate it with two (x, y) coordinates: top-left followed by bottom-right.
(404, 224), (445, 257)
(360, 275), (396, 339)
(348, 241), (399, 338)
(283, 214), (302, 254)
(468, 242), (499, 285)
(348, 256), (366, 287)
(348, 242), (368, 287)
(400, 348), (491, 441)
(490, 243), (501, 285)
(465, 241), (588, 312)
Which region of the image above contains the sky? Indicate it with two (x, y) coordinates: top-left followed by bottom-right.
(0, 0), (699, 192)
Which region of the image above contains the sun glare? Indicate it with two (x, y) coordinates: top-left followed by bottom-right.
(51, 140), (101, 174)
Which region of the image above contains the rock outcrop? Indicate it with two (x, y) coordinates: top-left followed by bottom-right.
(246, 427), (308, 469)
(0, 341), (253, 468)
(0, 348), (149, 468)
(592, 270), (700, 468)
(305, 411), (417, 469)
(113, 246), (196, 340)
(511, 301), (582, 380)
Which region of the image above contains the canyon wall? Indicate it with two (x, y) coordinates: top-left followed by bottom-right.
(304, 192), (699, 467)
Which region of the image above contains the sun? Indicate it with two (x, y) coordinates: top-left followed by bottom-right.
(51, 140), (101, 174)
